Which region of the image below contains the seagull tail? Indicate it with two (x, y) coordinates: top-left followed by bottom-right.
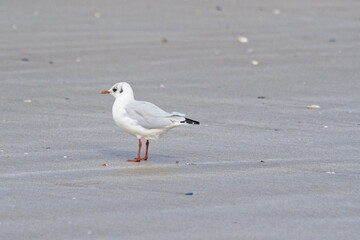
(181, 118), (200, 125)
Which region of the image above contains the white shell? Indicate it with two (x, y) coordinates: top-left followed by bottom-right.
(306, 105), (320, 109)
(237, 36), (248, 43)
(251, 60), (259, 66)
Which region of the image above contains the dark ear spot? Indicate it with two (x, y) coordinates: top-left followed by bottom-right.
(120, 88), (123, 93)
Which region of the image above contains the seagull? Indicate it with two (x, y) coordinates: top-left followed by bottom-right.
(101, 82), (199, 162)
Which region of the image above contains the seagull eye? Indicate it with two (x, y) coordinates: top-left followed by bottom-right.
(120, 88), (123, 93)
(112, 88), (117, 92)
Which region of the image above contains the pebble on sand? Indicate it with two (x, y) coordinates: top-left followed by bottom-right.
(161, 38), (168, 43)
(94, 12), (101, 18)
(273, 9), (281, 15)
(23, 99), (32, 103)
(102, 163), (108, 167)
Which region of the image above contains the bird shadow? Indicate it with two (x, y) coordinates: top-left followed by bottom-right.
(97, 148), (175, 161)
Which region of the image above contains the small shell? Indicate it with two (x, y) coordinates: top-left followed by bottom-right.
(23, 99), (32, 103)
(237, 36), (248, 43)
(75, 58), (81, 62)
(94, 12), (101, 18)
(161, 38), (168, 43)
(251, 60), (259, 66)
(306, 105), (320, 109)
(102, 163), (108, 167)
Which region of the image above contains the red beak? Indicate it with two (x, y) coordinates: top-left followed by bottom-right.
(101, 90), (111, 94)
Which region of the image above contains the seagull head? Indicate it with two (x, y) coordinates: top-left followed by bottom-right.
(101, 82), (134, 100)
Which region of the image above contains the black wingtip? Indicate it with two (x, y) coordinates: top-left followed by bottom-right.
(181, 118), (200, 125)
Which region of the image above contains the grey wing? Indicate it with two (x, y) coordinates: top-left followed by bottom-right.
(125, 101), (185, 129)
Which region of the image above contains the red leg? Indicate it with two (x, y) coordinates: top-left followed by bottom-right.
(128, 139), (142, 162)
(137, 139), (142, 159)
(143, 140), (149, 160)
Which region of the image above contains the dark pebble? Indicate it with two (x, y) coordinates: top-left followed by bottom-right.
(260, 160), (264, 163)
(64, 97), (70, 100)
(185, 192), (193, 196)
(257, 96), (266, 99)
(329, 38), (336, 42)
(215, 6), (222, 11)
(46, 147), (51, 149)
(49, 61), (53, 64)
(21, 58), (29, 61)
(274, 128), (279, 131)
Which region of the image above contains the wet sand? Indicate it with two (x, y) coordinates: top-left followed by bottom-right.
(1, 0), (360, 239)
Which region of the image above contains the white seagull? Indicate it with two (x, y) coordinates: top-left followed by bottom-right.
(101, 82), (199, 162)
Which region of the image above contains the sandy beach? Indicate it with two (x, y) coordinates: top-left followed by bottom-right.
(1, 0), (360, 239)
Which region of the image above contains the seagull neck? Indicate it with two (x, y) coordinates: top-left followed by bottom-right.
(114, 96), (134, 106)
